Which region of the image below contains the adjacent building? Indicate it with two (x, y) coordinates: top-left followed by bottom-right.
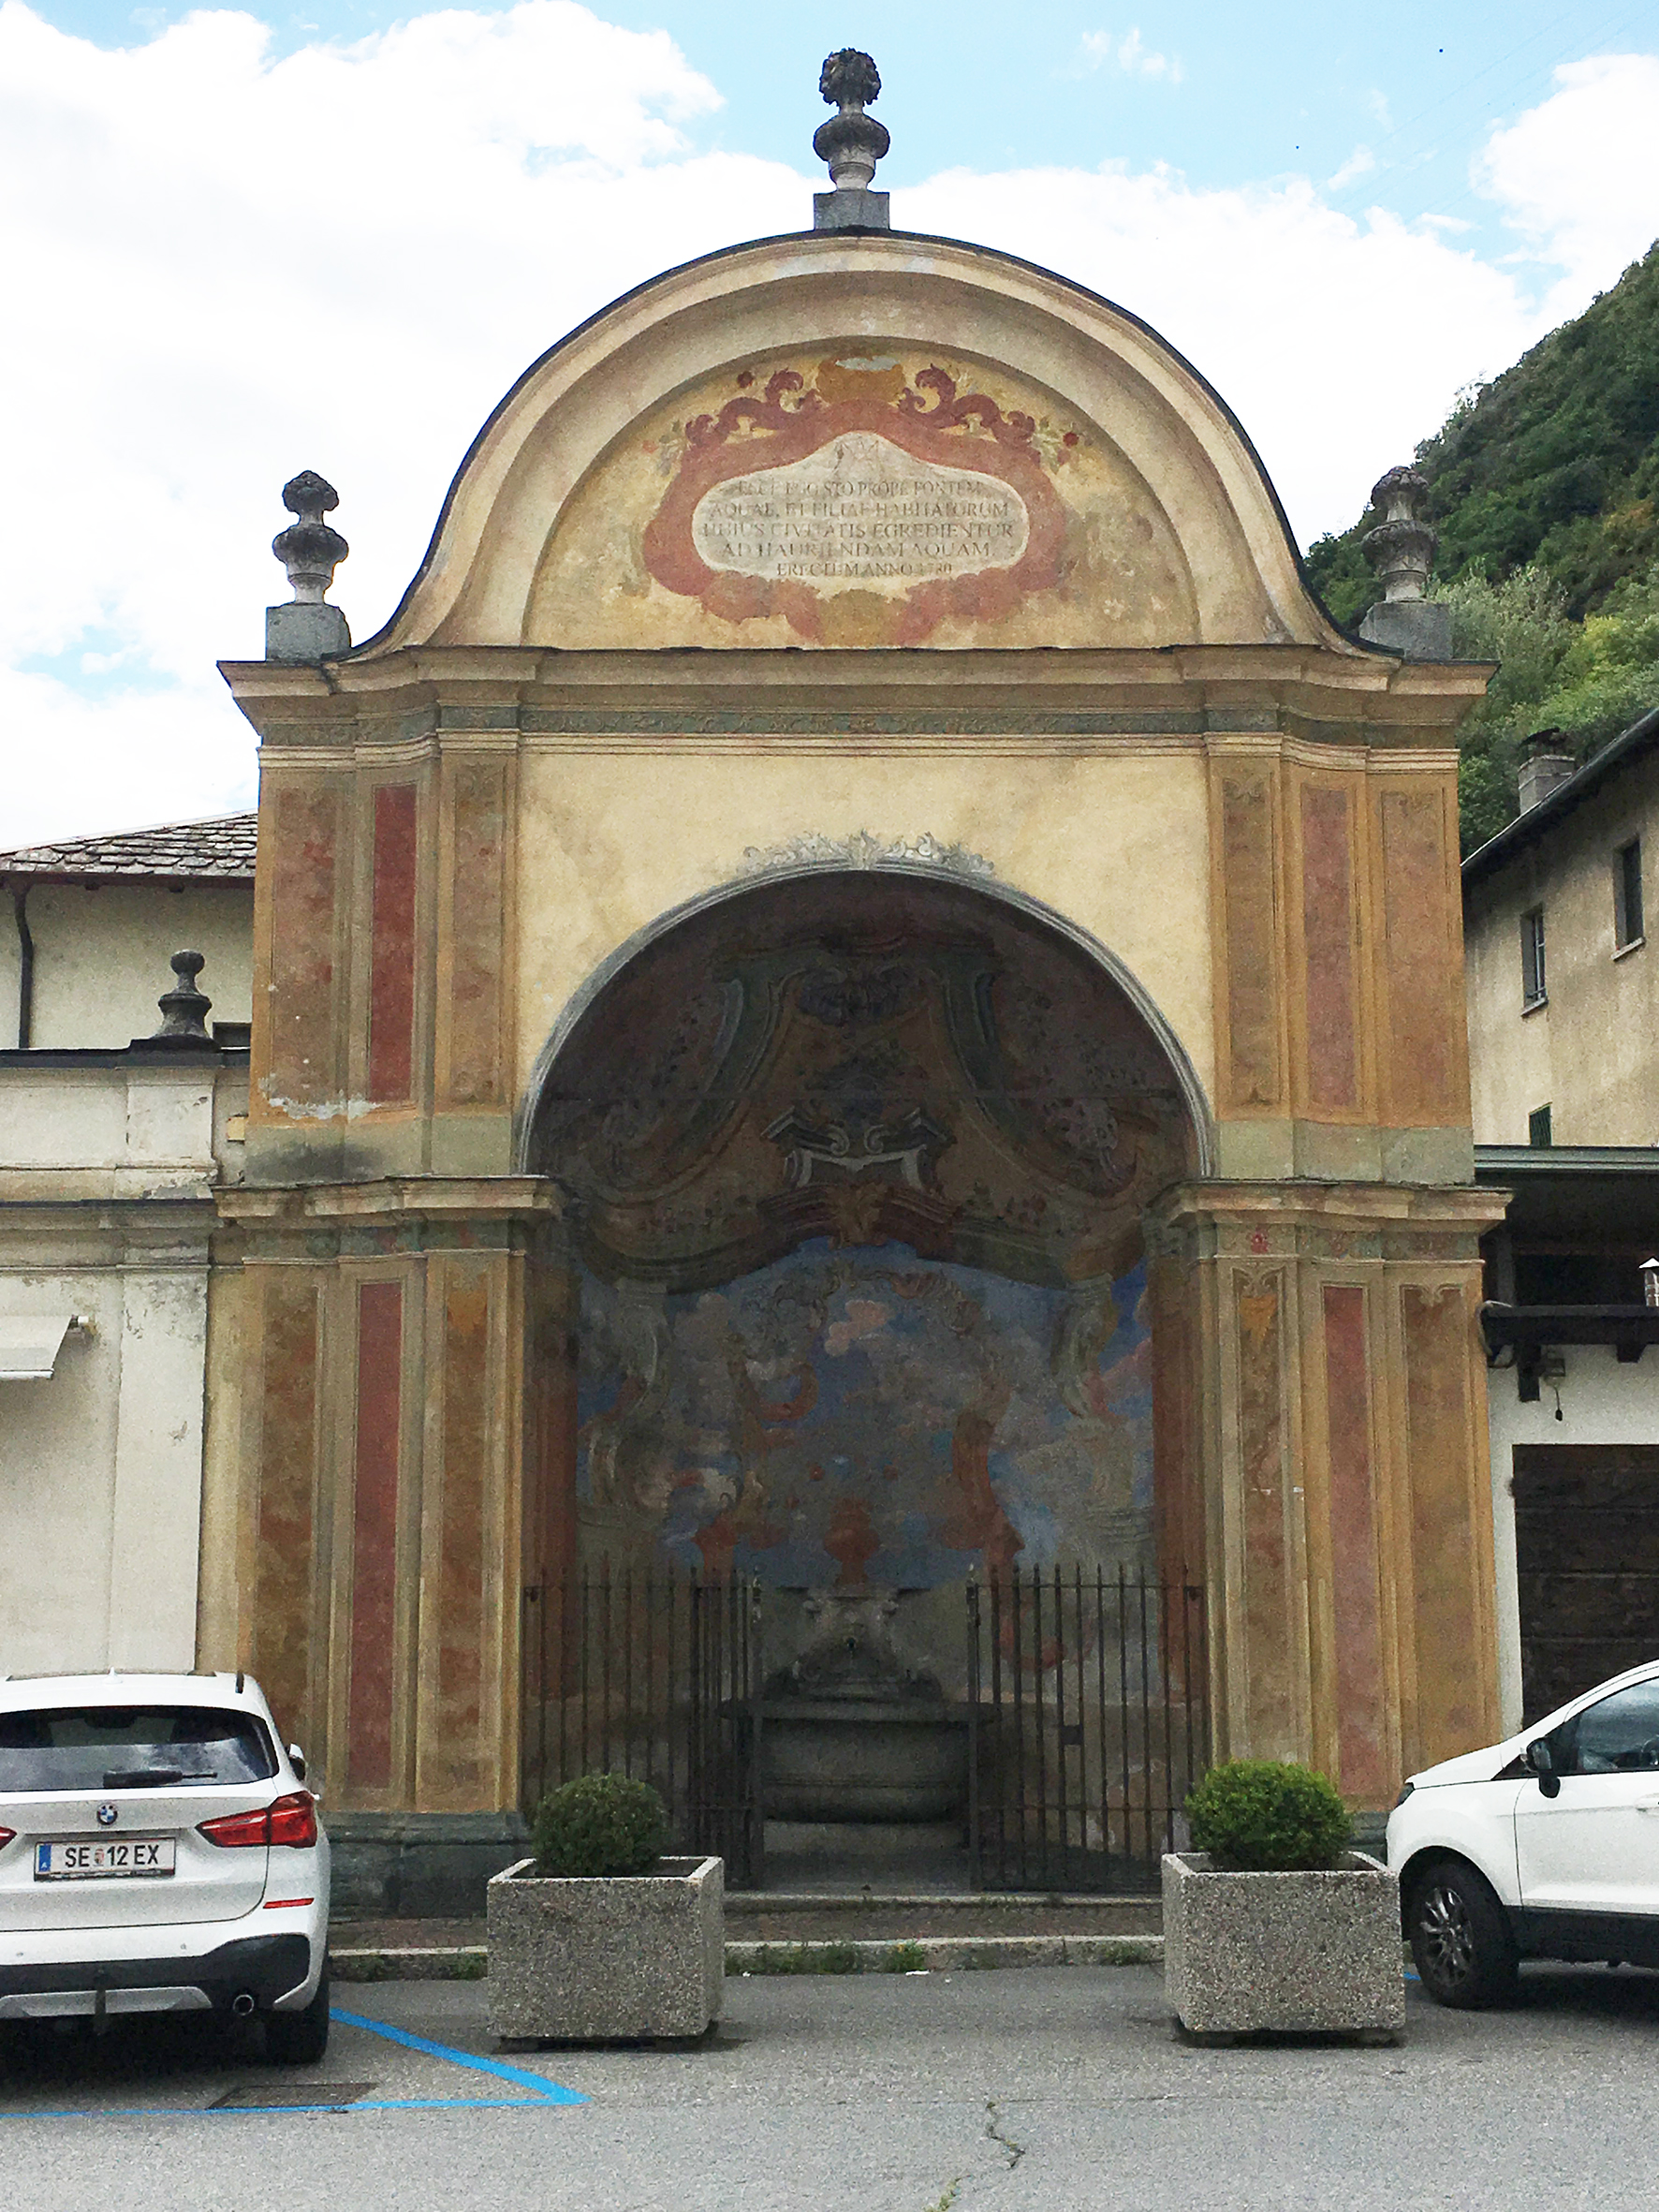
(0, 818), (254, 1674)
(1463, 715), (1659, 1734)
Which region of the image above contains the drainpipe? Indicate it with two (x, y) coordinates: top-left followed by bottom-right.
(9, 881), (33, 1049)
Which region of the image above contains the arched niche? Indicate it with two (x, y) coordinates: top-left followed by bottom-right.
(521, 867), (1206, 1612)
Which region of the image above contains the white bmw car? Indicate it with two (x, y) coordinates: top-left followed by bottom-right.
(0, 1672), (330, 2061)
(1388, 1657), (1659, 2007)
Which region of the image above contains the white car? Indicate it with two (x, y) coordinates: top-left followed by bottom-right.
(1388, 1657), (1659, 2008)
(0, 1671), (330, 2062)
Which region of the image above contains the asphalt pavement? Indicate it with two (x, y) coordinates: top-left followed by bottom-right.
(4, 1963), (1658, 2211)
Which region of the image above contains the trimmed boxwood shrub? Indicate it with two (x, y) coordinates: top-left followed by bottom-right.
(1184, 1760), (1350, 1871)
(532, 1772), (670, 1878)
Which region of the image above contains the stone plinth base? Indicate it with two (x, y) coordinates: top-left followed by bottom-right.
(1358, 599), (1452, 660)
(487, 1855), (725, 2042)
(1162, 1851), (1404, 2038)
(265, 601), (350, 660)
(328, 1810), (528, 1919)
(814, 187), (889, 230)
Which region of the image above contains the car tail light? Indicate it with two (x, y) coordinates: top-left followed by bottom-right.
(197, 1805), (271, 1848)
(198, 1792), (317, 1850)
(267, 1792), (318, 1848)
(0, 1826), (14, 1849)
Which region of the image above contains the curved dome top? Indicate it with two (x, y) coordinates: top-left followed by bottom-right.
(355, 229), (1359, 658)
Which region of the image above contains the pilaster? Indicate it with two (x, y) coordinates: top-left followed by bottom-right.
(1151, 1179), (1506, 1805)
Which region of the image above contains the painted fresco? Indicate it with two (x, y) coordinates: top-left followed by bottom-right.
(525, 347), (1197, 650)
(575, 1238), (1154, 1586)
(530, 873), (1195, 1299)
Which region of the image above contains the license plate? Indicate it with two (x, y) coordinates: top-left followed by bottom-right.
(34, 1839), (176, 1880)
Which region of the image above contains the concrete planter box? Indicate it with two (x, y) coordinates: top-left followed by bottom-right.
(1162, 1851), (1404, 2041)
(487, 1854), (724, 2042)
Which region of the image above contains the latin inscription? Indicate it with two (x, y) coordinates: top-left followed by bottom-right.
(690, 432), (1030, 593)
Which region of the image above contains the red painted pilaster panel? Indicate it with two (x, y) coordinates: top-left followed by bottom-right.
(1323, 1285), (1387, 1800)
(347, 1281), (403, 1795)
(1237, 1271), (1293, 1756)
(368, 784), (418, 1101)
(1300, 786), (1358, 1113)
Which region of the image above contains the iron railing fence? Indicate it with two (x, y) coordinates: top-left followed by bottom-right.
(521, 1562), (1208, 1896)
(966, 1566), (1210, 1894)
(521, 1570), (766, 1889)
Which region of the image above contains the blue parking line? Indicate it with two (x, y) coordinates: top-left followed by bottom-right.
(331, 2008), (587, 2104)
(0, 2011), (585, 2121)
(0, 2098), (559, 2121)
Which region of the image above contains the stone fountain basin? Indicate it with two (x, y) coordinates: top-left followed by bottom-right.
(761, 1696), (969, 1823)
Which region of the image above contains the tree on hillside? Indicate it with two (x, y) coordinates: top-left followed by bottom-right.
(1303, 239), (1659, 849)
(1436, 561), (1659, 851)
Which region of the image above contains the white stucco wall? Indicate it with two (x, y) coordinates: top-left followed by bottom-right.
(0, 879), (253, 1051)
(0, 1262), (208, 1672)
(0, 1057), (246, 1674)
(1486, 1345), (1659, 1737)
(1465, 764), (1659, 1145)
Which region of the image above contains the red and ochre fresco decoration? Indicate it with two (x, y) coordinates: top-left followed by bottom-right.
(640, 360), (1069, 646)
(533, 876), (1197, 1619)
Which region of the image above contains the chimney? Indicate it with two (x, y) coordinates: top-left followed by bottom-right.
(1518, 729), (1576, 813)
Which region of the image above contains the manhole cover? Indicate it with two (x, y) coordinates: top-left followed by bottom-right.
(212, 2082), (375, 2110)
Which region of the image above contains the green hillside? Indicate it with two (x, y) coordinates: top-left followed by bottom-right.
(1304, 242), (1659, 850)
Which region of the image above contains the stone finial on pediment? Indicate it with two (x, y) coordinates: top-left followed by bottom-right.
(1361, 465), (1436, 604)
(266, 470), (351, 661)
(813, 49), (890, 231)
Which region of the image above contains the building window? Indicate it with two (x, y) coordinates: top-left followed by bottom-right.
(1529, 1103), (1553, 1149)
(1615, 838), (1644, 951)
(1521, 906), (1547, 1009)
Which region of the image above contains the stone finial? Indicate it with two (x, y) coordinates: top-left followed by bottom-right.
(813, 50), (890, 232)
(1361, 465), (1436, 605)
(136, 949), (215, 1050)
(266, 471), (351, 661)
(1357, 464), (1451, 660)
(273, 471), (347, 604)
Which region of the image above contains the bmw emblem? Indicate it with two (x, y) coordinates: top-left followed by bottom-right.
(96, 1804), (118, 1827)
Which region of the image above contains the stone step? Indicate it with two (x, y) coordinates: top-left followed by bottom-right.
(327, 1930), (1164, 1983)
(726, 1892), (1161, 1939)
(330, 1892), (1164, 1983)
(728, 1935), (1162, 1974)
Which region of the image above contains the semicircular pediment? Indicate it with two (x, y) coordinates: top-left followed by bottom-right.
(356, 232), (1357, 658)
(531, 347), (1197, 650)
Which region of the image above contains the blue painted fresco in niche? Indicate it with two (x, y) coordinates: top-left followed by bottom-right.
(576, 1239), (1153, 1585)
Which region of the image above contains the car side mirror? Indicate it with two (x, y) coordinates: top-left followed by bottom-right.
(287, 1743), (307, 1782)
(1525, 1739), (1561, 1797)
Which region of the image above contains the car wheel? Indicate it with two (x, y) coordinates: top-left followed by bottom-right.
(1408, 1858), (1519, 2009)
(264, 1965), (330, 2065)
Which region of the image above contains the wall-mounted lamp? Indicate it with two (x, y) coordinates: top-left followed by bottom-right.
(1642, 1259), (1659, 1309)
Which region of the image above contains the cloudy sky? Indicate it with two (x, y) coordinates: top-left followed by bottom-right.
(6, 0), (1659, 846)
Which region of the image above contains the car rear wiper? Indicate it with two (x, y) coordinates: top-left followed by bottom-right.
(100, 1767), (215, 1788)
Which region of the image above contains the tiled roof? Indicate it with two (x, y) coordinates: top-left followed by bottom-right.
(1462, 704), (1659, 887)
(0, 813), (257, 881)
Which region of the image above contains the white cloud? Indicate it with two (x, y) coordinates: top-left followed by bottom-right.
(1327, 144), (1375, 190)
(0, 0), (796, 846)
(1076, 28), (1183, 84)
(3, 6), (1656, 848)
(899, 162), (1539, 555)
(1475, 52), (1659, 309)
